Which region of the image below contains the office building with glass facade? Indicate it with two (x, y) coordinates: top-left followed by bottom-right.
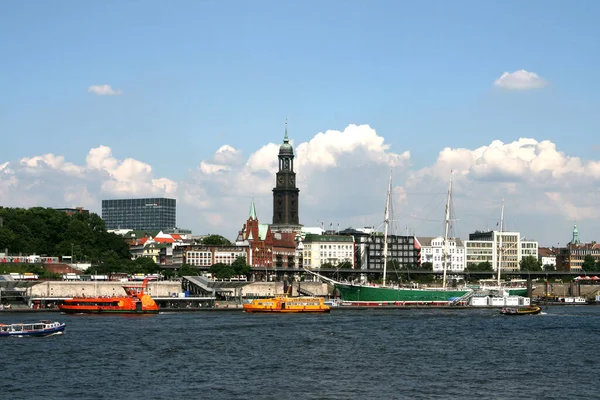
(102, 198), (176, 231)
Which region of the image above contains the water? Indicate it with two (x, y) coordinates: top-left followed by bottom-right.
(1, 307), (598, 400)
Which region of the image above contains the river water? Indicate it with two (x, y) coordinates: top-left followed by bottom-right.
(1, 306), (598, 400)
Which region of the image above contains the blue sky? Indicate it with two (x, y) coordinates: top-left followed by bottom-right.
(1, 0), (600, 246)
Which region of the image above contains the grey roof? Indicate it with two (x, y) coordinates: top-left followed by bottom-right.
(417, 236), (464, 247)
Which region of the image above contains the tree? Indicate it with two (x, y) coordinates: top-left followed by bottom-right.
(177, 264), (198, 277)
(337, 261), (353, 269)
(468, 261), (493, 272)
(209, 262), (235, 279)
(582, 255), (597, 272)
(0, 207), (132, 267)
(520, 256), (542, 272)
(231, 256), (251, 276)
(202, 235), (232, 246)
(543, 264), (556, 271)
(421, 262), (433, 271)
(133, 257), (160, 274)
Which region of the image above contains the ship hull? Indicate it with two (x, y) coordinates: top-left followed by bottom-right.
(506, 288), (528, 297)
(335, 284), (469, 304)
(58, 306), (159, 314)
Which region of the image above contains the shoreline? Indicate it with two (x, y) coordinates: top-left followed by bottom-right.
(1, 302), (597, 314)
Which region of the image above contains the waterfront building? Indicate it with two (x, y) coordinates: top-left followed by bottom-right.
(101, 198), (176, 231)
(184, 245), (249, 267)
(415, 236), (465, 272)
(236, 199), (275, 269)
(538, 247), (557, 269)
(301, 233), (355, 269)
(338, 228), (417, 270)
(556, 224), (600, 271)
(464, 230), (538, 272)
(129, 231), (186, 264)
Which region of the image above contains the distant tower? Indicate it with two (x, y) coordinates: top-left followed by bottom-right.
(572, 222), (580, 245)
(272, 119), (301, 230)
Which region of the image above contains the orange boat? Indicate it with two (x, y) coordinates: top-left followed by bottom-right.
(58, 278), (160, 314)
(243, 296), (331, 313)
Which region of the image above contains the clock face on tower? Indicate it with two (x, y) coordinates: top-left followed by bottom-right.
(277, 176), (284, 185)
(289, 176), (295, 185)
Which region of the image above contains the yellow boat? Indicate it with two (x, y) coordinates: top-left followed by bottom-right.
(243, 296), (331, 313)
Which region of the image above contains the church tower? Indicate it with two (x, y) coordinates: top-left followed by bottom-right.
(572, 222), (580, 245)
(272, 120), (301, 230)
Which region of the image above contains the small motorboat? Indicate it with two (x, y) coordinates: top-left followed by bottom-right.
(0, 320), (66, 337)
(500, 306), (542, 316)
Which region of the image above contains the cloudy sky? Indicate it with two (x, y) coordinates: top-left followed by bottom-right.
(2, 1), (599, 247)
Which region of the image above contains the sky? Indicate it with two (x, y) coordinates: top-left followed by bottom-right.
(1, 0), (600, 247)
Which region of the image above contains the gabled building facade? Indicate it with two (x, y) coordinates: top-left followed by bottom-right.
(416, 236), (465, 272)
(236, 199), (275, 268)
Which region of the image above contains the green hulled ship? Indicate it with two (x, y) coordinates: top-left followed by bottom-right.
(333, 283), (527, 304)
(334, 283), (470, 304)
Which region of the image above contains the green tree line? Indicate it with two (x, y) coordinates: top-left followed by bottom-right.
(0, 207), (131, 264)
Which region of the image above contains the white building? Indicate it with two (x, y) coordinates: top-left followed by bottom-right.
(538, 247), (557, 268)
(416, 237), (465, 272)
(301, 234), (355, 269)
(464, 230), (538, 272)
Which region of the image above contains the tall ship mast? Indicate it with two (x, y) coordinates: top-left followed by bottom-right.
(497, 199), (505, 286)
(442, 173), (453, 290)
(381, 171), (392, 287)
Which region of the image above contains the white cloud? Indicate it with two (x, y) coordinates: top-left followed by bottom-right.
(494, 70), (547, 90)
(87, 84), (122, 96)
(2, 126), (600, 246)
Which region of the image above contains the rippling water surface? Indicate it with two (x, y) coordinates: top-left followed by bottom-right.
(2, 307), (599, 400)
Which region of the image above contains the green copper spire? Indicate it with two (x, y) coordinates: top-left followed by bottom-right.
(249, 197), (257, 220)
(572, 222), (580, 244)
(279, 118), (293, 155)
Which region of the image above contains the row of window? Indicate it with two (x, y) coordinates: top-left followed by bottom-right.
(422, 248), (465, 254)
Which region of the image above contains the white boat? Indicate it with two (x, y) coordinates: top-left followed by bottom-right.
(559, 296), (587, 304)
(466, 200), (531, 307)
(0, 320), (66, 337)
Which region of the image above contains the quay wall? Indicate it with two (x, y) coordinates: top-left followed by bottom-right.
(225, 282), (330, 298)
(30, 281), (181, 298)
(532, 283), (600, 297)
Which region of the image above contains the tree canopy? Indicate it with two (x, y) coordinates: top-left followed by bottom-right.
(209, 256), (251, 279)
(420, 262), (433, 271)
(467, 261), (493, 272)
(519, 256), (542, 272)
(0, 207), (131, 264)
(201, 234), (232, 246)
(581, 255), (597, 272)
